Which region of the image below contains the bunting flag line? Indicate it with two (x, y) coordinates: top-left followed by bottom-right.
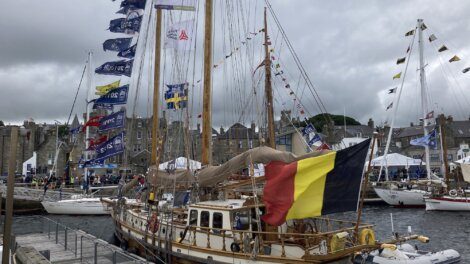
(94, 132), (125, 162)
(438, 45), (448, 52)
(449, 55), (461, 63)
(420, 23), (427, 31)
(103, 38), (132, 52)
(93, 85), (129, 106)
(406, 45), (411, 53)
(428, 34), (437, 42)
(99, 110), (126, 132)
(95, 60), (133, 77)
(165, 83), (188, 109)
(82, 116), (103, 132)
(117, 6), (141, 15)
(302, 123), (315, 136)
(69, 125), (82, 135)
(307, 134), (322, 147)
(396, 57), (406, 65)
(393, 72), (402, 80)
(463, 67), (470, 74)
(316, 143), (331, 151)
(261, 139), (371, 226)
(386, 102), (393, 110)
(96, 80), (121, 95)
(405, 29), (415, 36)
(155, 0), (196, 11)
(118, 44), (137, 58)
(93, 103), (114, 110)
(388, 87), (397, 94)
(164, 19), (194, 50)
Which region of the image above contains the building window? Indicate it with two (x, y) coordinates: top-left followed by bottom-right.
(249, 140), (253, 149)
(447, 154), (453, 161)
(238, 140), (242, 149)
(189, 210), (198, 225)
(137, 131), (142, 140)
(430, 154), (440, 162)
(200, 211), (210, 227)
(213, 212), (223, 229)
(138, 121), (142, 128)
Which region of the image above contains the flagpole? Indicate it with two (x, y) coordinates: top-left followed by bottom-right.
(417, 19), (432, 180)
(354, 133), (377, 242)
(201, 0), (213, 165)
(151, 8), (163, 167)
(84, 51), (93, 192)
(264, 7), (275, 149)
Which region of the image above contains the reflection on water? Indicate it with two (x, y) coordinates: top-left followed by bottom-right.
(8, 206), (470, 261)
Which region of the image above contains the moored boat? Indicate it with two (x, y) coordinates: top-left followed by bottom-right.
(41, 197), (110, 215)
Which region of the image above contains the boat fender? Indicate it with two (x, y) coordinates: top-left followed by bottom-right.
(148, 213), (159, 234)
(330, 233), (346, 252)
(449, 189), (458, 197)
(417, 235), (429, 243)
(359, 229), (376, 246)
(230, 242), (241, 253)
(380, 243), (397, 250)
(406, 184), (412, 190)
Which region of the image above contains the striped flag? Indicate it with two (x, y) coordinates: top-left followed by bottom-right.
(397, 57), (406, 65)
(438, 45), (448, 52)
(393, 72), (402, 80)
(261, 139), (371, 226)
(449, 55), (461, 63)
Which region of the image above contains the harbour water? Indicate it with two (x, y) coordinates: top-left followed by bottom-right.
(10, 206), (470, 261)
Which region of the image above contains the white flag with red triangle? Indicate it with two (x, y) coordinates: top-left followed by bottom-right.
(164, 19), (194, 51)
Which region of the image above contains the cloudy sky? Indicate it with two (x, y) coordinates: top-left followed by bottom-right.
(1, 0), (470, 128)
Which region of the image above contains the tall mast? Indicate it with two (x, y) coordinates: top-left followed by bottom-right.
(84, 51), (93, 185)
(264, 7), (275, 148)
(201, 0), (213, 165)
(418, 19), (432, 180)
(151, 9), (163, 166)
(439, 114), (450, 186)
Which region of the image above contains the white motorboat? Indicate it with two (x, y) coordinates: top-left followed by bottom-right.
(353, 243), (460, 263)
(41, 197), (110, 215)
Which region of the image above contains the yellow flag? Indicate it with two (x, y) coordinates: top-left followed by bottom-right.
(96, 80), (120, 95)
(393, 72), (402, 80)
(449, 55), (461, 63)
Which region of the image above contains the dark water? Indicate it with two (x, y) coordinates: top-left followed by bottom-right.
(8, 206), (470, 261)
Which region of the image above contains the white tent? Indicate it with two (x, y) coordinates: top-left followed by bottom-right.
(159, 157), (202, 171)
(368, 153), (424, 168)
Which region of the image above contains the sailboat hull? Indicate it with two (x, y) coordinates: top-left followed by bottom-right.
(41, 198), (110, 215)
(425, 196), (470, 211)
(373, 187), (427, 207)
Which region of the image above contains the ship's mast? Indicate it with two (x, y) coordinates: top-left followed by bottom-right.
(84, 51), (93, 189)
(201, 0), (213, 165)
(151, 9), (163, 167)
(264, 7), (275, 148)
(418, 19), (432, 180)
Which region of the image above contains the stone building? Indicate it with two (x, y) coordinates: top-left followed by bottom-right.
(213, 123), (259, 165)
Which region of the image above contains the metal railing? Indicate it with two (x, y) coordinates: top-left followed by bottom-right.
(38, 216), (148, 263)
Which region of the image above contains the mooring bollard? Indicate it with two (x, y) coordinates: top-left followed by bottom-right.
(64, 227), (68, 250)
(112, 250), (117, 264)
(80, 236), (83, 260)
(75, 233), (78, 257)
(55, 222), (59, 244)
(48, 220), (51, 239)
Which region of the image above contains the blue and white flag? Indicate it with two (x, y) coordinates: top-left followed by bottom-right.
(121, 0), (146, 9)
(103, 38), (132, 52)
(95, 132), (125, 162)
(79, 159), (104, 169)
(302, 123), (315, 136)
(307, 133), (322, 147)
(118, 44), (136, 58)
(93, 103), (114, 110)
(99, 110), (126, 132)
(109, 16), (142, 34)
(93, 85), (128, 106)
(410, 129), (437, 149)
(164, 83), (188, 109)
(69, 125), (82, 135)
(95, 60), (133, 77)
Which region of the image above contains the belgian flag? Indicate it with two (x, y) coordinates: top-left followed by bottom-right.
(261, 139), (371, 226)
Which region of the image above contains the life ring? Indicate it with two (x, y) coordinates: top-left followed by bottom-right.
(449, 189), (458, 197)
(359, 228), (376, 246)
(329, 233), (346, 252)
(230, 242), (241, 253)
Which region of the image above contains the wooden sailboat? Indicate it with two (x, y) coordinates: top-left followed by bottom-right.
(100, 3), (460, 263)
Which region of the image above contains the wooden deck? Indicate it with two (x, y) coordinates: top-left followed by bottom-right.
(13, 218), (148, 264)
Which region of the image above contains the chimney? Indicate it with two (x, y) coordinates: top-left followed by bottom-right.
(367, 118), (374, 129)
(251, 122), (256, 132)
(410, 122), (414, 127)
(447, 115), (453, 122)
(220, 126), (225, 135)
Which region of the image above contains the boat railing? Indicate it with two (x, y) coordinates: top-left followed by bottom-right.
(180, 221), (374, 256)
(38, 216), (147, 263)
(0, 185), (74, 202)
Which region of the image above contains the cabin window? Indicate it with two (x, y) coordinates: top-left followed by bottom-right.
(200, 211), (210, 227)
(232, 211), (250, 230)
(189, 210), (198, 225)
(213, 213), (223, 230)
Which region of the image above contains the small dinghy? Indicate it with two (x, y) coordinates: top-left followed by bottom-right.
(353, 243), (460, 264)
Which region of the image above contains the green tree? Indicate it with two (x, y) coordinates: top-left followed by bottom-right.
(296, 113), (361, 133)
